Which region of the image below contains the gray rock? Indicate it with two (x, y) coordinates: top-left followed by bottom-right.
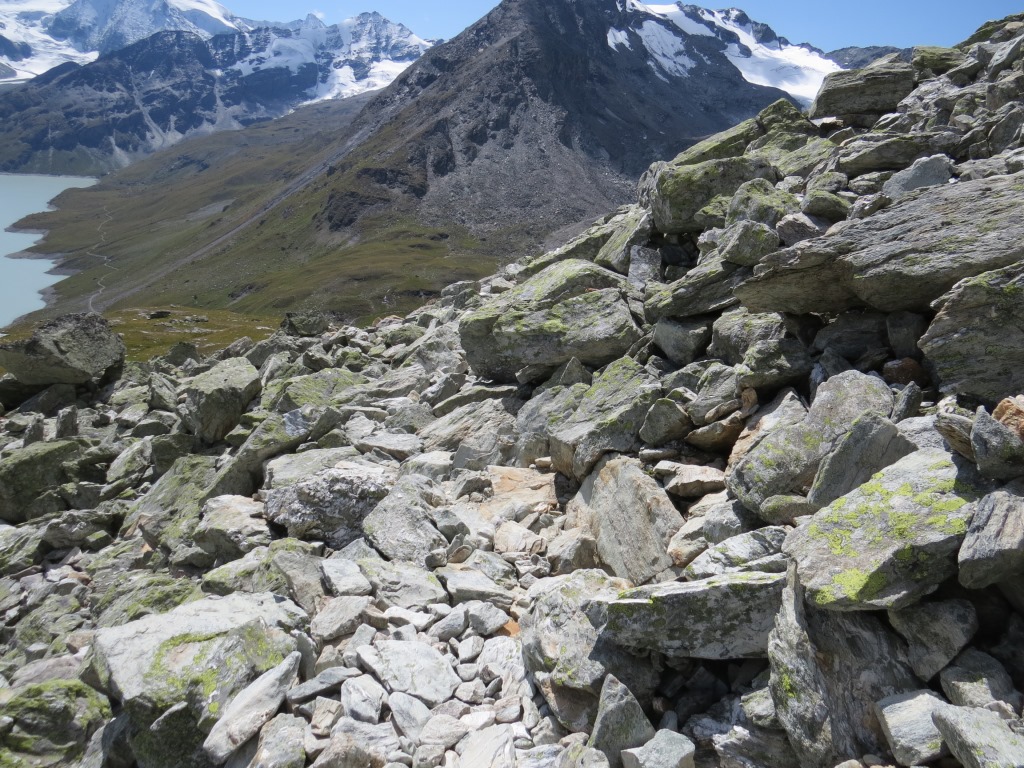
(358, 559), (448, 610)
(388, 691), (432, 741)
(203, 651), (302, 763)
(311, 718), (401, 767)
(873, 690), (950, 767)
(683, 526), (789, 580)
(775, 212), (829, 246)
(567, 456), (684, 585)
(709, 309), (787, 367)
(248, 714), (306, 768)
(340, 674), (387, 724)
(718, 220), (781, 268)
(310, 597), (372, 643)
(458, 724), (517, 767)
(520, 570), (658, 733)
(785, 449), (988, 610)
(182, 358), (262, 443)
(587, 675), (656, 768)
(971, 407), (1024, 480)
(735, 338), (813, 389)
(0, 439), (84, 524)
(194, 495), (271, 561)
(809, 58), (916, 118)
(728, 371), (893, 515)
(932, 705), (1024, 768)
(939, 648), (1023, 712)
(0, 313), (125, 385)
(550, 357), (661, 481)
(807, 412), (917, 508)
(622, 730), (695, 768)
(264, 460), (395, 548)
(353, 431), (423, 461)
(644, 252), (747, 321)
(638, 399), (693, 447)
(363, 475), (448, 567)
(737, 174), (1024, 316)
(459, 260), (641, 383)
(647, 155), (776, 235)
(882, 154), (954, 199)
(888, 600), (978, 681)
(591, 571), (786, 659)
(652, 318), (713, 367)
(321, 557), (373, 597)
(921, 261), (1024, 403)
(767, 568), (919, 768)
(357, 641), (460, 708)
(725, 178), (800, 229)
(959, 480), (1024, 588)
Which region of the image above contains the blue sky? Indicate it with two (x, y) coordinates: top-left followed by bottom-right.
(229, 1), (1022, 50)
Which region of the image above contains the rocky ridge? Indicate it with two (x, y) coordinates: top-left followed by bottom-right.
(3, 12), (1024, 768)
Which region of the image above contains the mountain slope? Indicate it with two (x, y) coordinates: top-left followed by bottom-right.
(22, 0), (845, 321)
(0, 12), (431, 174)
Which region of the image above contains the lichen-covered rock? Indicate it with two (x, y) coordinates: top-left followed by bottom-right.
(644, 252), (747, 321)
(718, 220), (781, 267)
(768, 568), (919, 768)
(725, 178), (800, 229)
(784, 449), (989, 610)
(182, 358), (261, 444)
(587, 675), (655, 768)
(648, 156), (776, 234)
(958, 480), (1024, 588)
(0, 439), (84, 524)
(736, 174), (1024, 316)
(0, 313), (125, 386)
(362, 474), (448, 566)
(88, 592), (306, 768)
(728, 371), (893, 515)
(460, 260), (641, 383)
(194, 495), (271, 561)
(932, 705), (1024, 768)
(520, 570), (659, 733)
(0, 679), (112, 767)
(873, 690), (950, 767)
(262, 368), (366, 413)
(888, 599), (977, 681)
(809, 57), (916, 119)
(550, 357), (661, 481)
(920, 261), (1024, 404)
(590, 571), (786, 659)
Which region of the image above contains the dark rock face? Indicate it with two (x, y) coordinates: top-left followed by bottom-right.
(0, 313), (125, 386)
(825, 46), (908, 69)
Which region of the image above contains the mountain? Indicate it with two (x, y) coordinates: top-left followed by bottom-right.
(0, 0), (98, 81)
(0, 11), (431, 173)
(18, 0), (846, 319)
(826, 45), (907, 69)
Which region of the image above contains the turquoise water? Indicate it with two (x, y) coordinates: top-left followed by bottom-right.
(0, 172), (96, 329)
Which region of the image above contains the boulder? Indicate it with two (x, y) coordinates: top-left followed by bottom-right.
(587, 675), (655, 768)
(725, 178), (800, 229)
(971, 407), (1024, 480)
(652, 318), (713, 367)
(932, 705), (1024, 768)
(356, 641), (460, 708)
(718, 220), (781, 267)
(568, 456), (683, 585)
(736, 174), (1024, 316)
(785, 449), (989, 610)
(361, 474), (448, 566)
(459, 260), (641, 383)
(194, 495), (271, 561)
(591, 571), (786, 659)
(182, 358), (262, 444)
(0, 313), (125, 385)
(644, 252), (747, 321)
(881, 154), (954, 199)
(888, 599), (977, 681)
(647, 156), (776, 235)
(622, 730), (696, 768)
(0, 439), (83, 523)
(873, 690), (950, 767)
(809, 58), (916, 119)
(958, 480), (1024, 588)
(920, 261), (1024, 404)
(550, 357), (661, 481)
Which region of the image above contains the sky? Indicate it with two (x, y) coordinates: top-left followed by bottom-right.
(227, 0), (1023, 50)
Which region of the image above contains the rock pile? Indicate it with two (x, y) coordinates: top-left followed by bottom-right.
(3, 13), (1024, 768)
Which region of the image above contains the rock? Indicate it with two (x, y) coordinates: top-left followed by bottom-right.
(785, 449), (989, 610)
(311, 718), (400, 767)
(459, 260), (641, 383)
(881, 154), (954, 199)
(971, 407), (1024, 480)
(621, 730), (695, 768)
(420, 399), (519, 470)
(932, 705), (1024, 768)
(728, 371), (893, 515)
(736, 175), (1024, 316)
(263, 369), (365, 413)
(648, 156), (776, 235)
(182, 358), (262, 444)
(939, 648), (1022, 712)
(194, 495), (271, 561)
(718, 220), (781, 268)
(644, 252), (747, 321)
(339, 675), (386, 724)
(248, 714), (306, 768)
(458, 724), (517, 767)
(652, 318), (712, 367)
(888, 599), (978, 681)
(0, 679), (112, 766)
(357, 641), (460, 708)
(709, 309), (787, 367)
(809, 58), (916, 119)
(768, 568), (920, 768)
(567, 456), (683, 585)
(775, 213), (829, 246)
(587, 676), (656, 768)
(321, 557), (373, 597)
(683, 526), (788, 580)
(995, 395), (1024, 437)
(873, 690), (950, 767)
(734, 337), (813, 389)
(203, 651), (301, 763)
(520, 570), (658, 733)
(591, 571), (786, 659)
(638, 399), (693, 447)
(959, 480), (1024, 588)
(362, 475), (448, 567)
(806, 412), (917, 508)
(263, 460), (395, 548)
(310, 597), (371, 643)
(0, 313), (125, 385)
(388, 691), (431, 741)
(0, 439), (83, 523)
(550, 357), (661, 481)
(358, 559), (448, 610)
(88, 592), (306, 768)
(662, 464), (726, 498)
(353, 432), (422, 461)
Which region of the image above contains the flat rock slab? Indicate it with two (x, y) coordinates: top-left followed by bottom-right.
(357, 640), (460, 708)
(735, 174), (1024, 316)
(933, 705), (1024, 768)
(785, 449), (989, 610)
(591, 571), (786, 659)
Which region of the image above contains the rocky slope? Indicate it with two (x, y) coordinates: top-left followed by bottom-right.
(3, 11), (1024, 768)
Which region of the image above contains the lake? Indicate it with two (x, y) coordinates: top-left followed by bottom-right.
(0, 172), (96, 329)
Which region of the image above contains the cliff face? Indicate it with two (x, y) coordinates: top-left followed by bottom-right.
(2, 12), (1024, 768)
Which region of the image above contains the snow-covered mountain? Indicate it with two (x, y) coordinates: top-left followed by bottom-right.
(0, 0), (430, 95)
(611, 2), (841, 104)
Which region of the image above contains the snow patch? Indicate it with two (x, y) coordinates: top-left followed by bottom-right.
(636, 19), (694, 78)
(607, 28), (631, 50)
